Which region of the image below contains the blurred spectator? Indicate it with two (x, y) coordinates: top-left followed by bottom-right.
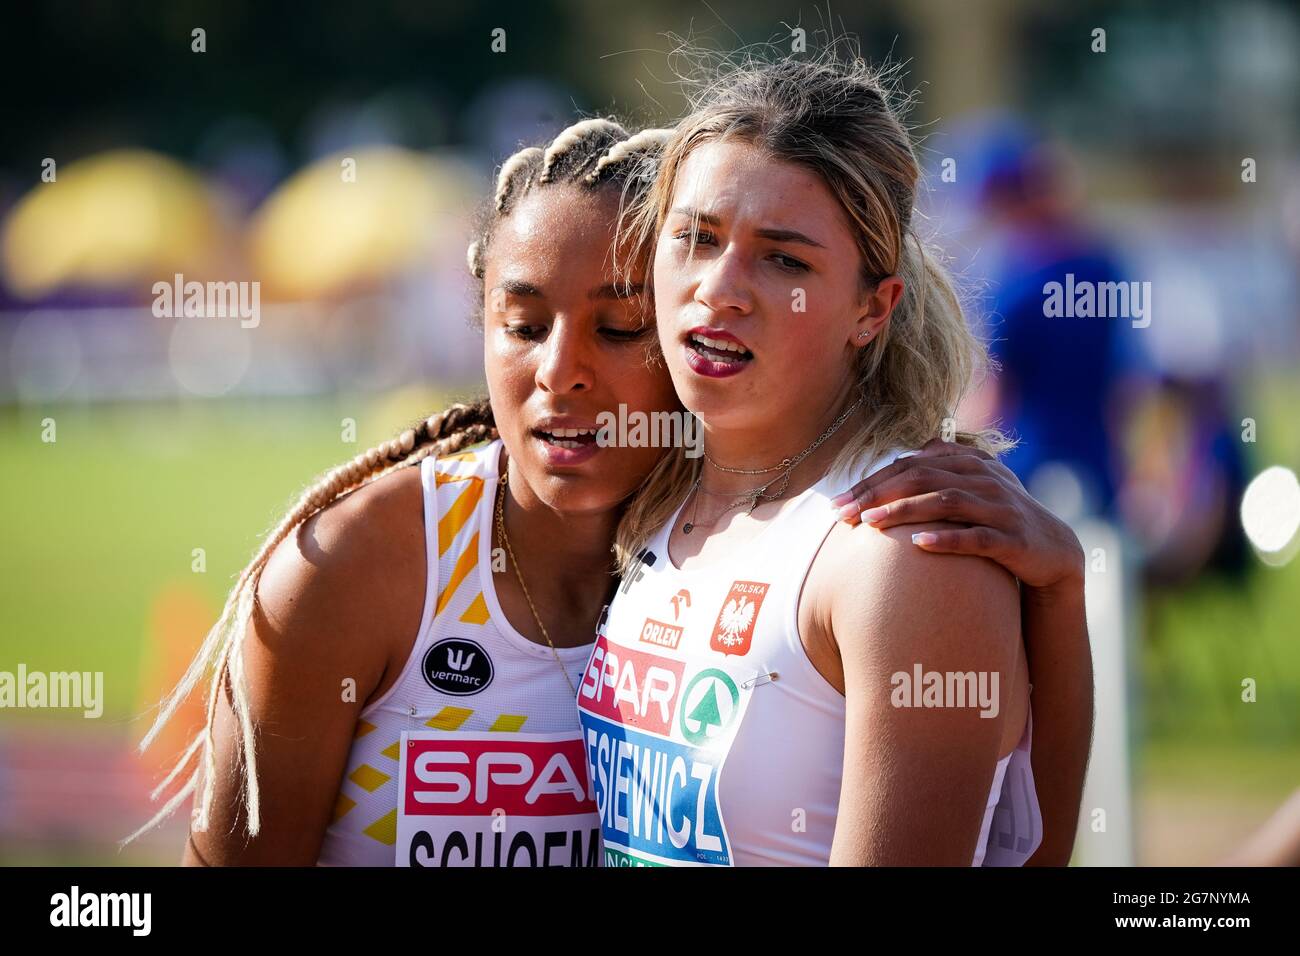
(968, 120), (1128, 518)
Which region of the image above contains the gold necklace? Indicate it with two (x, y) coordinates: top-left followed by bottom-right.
(494, 468), (578, 697)
(683, 397), (863, 534)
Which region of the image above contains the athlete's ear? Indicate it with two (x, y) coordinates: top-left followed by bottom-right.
(851, 275), (904, 349)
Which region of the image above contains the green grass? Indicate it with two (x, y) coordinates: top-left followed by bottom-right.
(1138, 373), (1300, 747)
(0, 390), (460, 730)
(1142, 565), (1300, 743)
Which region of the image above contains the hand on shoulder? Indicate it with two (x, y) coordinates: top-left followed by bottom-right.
(821, 517), (1021, 676)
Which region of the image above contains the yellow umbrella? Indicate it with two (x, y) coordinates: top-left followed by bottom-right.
(2, 150), (222, 300)
(248, 147), (478, 300)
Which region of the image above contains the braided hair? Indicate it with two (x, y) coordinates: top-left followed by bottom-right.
(128, 118), (670, 845)
(466, 118), (670, 297)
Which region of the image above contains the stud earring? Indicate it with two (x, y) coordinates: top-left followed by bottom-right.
(858, 329), (872, 339)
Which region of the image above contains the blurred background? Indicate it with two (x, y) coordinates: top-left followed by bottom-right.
(1, 0), (1297, 866)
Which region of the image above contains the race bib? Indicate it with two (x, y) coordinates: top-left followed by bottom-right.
(577, 634), (755, 866)
(396, 730), (601, 867)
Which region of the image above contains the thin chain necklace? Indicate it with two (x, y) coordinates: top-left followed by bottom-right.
(702, 448), (791, 474)
(683, 397), (862, 534)
(494, 468), (577, 697)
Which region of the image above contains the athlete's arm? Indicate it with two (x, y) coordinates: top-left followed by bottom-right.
(817, 520), (1024, 865)
(1016, 578), (1091, 865)
(182, 466), (426, 865)
(832, 439), (1093, 865)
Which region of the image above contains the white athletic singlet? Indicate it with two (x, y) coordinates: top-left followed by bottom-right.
(317, 440), (600, 867)
(576, 449), (1043, 867)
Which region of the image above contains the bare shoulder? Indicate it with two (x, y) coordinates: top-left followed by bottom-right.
(810, 518), (1020, 667)
(191, 463), (428, 863)
(254, 462), (427, 679)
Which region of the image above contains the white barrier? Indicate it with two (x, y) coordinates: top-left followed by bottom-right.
(1071, 518), (1138, 865)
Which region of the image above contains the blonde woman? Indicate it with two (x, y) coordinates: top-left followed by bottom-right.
(577, 47), (1092, 865)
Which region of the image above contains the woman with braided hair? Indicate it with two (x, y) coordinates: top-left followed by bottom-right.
(130, 117), (681, 866)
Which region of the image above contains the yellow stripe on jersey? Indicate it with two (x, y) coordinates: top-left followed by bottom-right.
(435, 532), (479, 616)
(354, 719), (377, 739)
(438, 477), (484, 556)
(435, 470), (478, 486)
(489, 714), (527, 732)
(364, 809), (398, 846)
(332, 793), (356, 823)
(425, 706), (473, 730)
(380, 739), (400, 761)
(459, 592), (490, 625)
(441, 449), (481, 463)
(349, 764), (391, 793)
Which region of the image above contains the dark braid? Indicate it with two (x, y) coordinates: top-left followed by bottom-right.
(466, 118), (672, 294)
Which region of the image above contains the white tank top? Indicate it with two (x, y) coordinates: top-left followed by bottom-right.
(318, 440), (600, 866)
(576, 449), (1043, 866)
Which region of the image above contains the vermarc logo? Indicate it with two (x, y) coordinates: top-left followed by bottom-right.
(423, 638), (494, 696)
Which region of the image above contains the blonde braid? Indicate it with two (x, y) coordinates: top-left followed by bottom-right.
(125, 399), (496, 846)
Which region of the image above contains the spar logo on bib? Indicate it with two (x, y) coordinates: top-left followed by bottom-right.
(578, 650), (755, 866)
(579, 634), (683, 737)
(396, 731), (600, 867)
(710, 581), (769, 657)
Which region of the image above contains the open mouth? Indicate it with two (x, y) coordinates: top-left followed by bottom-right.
(684, 329), (754, 378)
(533, 426), (600, 449)
(687, 332), (754, 364)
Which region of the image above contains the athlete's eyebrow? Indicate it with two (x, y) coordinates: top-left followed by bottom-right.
(754, 227), (825, 248)
(590, 282), (644, 300)
(670, 206), (720, 226)
(495, 279), (543, 297)
(669, 207), (825, 248)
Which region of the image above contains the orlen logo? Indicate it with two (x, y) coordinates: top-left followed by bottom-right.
(405, 736), (595, 817)
(710, 581), (770, 657)
(577, 634), (683, 736)
(639, 617), (683, 651)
